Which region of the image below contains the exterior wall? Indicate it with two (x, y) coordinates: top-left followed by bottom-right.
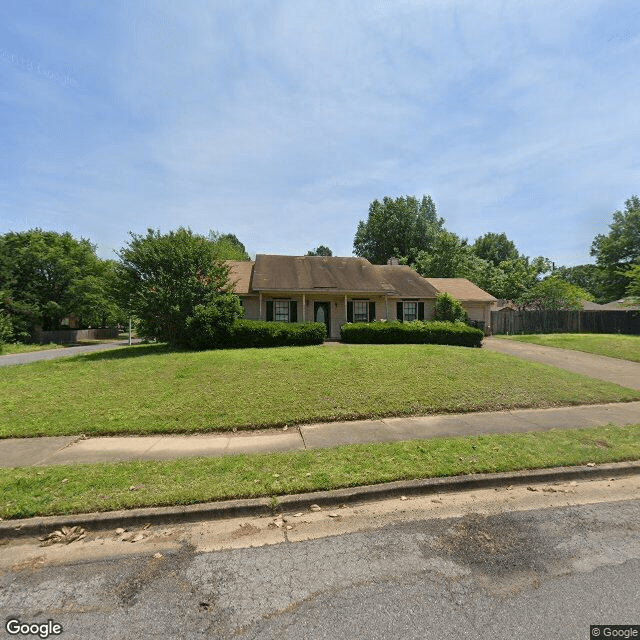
(389, 299), (435, 322)
(240, 296), (260, 320)
(254, 293), (393, 339)
(243, 293), (493, 335)
(461, 302), (493, 334)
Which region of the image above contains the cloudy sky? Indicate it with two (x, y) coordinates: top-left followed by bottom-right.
(1, 1), (639, 265)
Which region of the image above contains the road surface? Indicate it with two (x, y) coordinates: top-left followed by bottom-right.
(2, 475), (639, 639)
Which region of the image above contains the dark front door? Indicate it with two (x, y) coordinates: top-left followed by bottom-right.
(314, 301), (331, 338)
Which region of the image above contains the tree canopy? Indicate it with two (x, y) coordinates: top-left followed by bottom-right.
(353, 195), (444, 264)
(0, 229), (121, 340)
(116, 228), (242, 347)
(516, 277), (593, 311)
(208, 231), (250, 261)
(472, 232), (519, 267)
(306, 245), (333, 256)
(590, 195), (640, 300)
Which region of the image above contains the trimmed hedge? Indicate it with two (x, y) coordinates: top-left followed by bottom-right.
(340, 320), (484, 347)
(223, 320), (327, 348)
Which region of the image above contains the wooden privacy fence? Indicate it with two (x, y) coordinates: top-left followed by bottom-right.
(491, 309), (640, 335)
(34, 328), (119, 344)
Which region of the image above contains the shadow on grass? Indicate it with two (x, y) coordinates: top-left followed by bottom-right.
(67, 342), (181, 362)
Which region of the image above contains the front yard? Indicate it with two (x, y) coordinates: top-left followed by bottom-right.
(2, 343), (639, 438)
(500, 333), (640, 363)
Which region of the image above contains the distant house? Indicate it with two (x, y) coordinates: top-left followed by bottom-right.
(227, 255), (496, 339)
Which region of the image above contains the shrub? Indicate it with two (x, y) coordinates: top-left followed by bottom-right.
(222, 320), (327, 349)
(116, 227), (242, 346)
(433, 292), (468, 323)
(340, 320), (483, 347)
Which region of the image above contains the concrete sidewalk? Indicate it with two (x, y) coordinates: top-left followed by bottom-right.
(2, 401), (639, 468)
(484, 337), (640, 390)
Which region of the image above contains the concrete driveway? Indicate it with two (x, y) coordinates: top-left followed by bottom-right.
(0, 339), (142, 367)
(484, 336), (640, 390)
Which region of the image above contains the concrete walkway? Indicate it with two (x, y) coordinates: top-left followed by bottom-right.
(0, 339), (142, 367)
(483, 336), (640, 390)
(2, 401), (639, 468)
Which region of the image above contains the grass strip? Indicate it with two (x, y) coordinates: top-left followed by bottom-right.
(2, 423), (639, 519)
(500, 333), (640, 363)
(2, 343), (640, 438)
(0, 342), (65, 355)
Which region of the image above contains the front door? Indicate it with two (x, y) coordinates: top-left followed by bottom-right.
(314, 301), (331, 339)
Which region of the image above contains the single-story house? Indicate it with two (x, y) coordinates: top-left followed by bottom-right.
(227, 255), (496, 339)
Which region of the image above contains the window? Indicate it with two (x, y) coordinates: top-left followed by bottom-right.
(274, 300), (290, 322)
(354, 300), (369, 323)
(403, 301), (418, 322)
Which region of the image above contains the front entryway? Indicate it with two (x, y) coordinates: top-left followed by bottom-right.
(314, 301), (331, 338)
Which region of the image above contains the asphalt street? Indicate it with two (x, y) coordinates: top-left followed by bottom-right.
(0, 340), (142, 367)
(2, 483), (639, 640)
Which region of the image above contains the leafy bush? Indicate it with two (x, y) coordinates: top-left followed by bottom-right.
(340, 320), (483, 347)
(116, 228), (243, 347)
(433, 292), (468, 323)
(182, 295), (247, 350)
(184, 320), (326, 350)
(224, 320), (327, 349)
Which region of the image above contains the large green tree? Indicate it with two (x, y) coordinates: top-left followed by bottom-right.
(0, 229), (120, 339)
(517, 277), (593, 310)
(116, 228), (242, 347)
(472, 232), (520, 267)
(306, 245), (333, 256)
(590, 195), (640, 300)
(552, 263), (607, 302)
(412, 231), (551, 300)
(353, 195), (444, 264)
(208, 231), (250, 261)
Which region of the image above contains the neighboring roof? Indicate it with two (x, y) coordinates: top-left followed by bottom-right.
(425, 278), (497, 302)
(600, 299), (640, 310)
(581, 300), (609, 310)
(226, 260), (254, 295)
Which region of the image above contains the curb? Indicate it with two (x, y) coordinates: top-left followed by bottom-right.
(2, 460), (639, 541)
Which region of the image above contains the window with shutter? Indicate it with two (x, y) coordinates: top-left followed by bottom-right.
(354, 300), (368, 322)
(274, 300), (289, 322)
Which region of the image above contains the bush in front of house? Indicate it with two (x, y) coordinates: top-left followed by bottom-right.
(340, 320), (483, 347)
(433, 292), (468, 323)
(223, 320), (327, 349)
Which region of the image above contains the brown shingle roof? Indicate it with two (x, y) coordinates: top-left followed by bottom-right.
(232, 256), (494, 301)
(226, 260), (254, 295)
(252, 255), (389, 293)
(371, 265), (439, 297)
(424, 278), (497, 302)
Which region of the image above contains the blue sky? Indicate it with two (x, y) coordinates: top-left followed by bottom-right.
(1, 1), (639, 265)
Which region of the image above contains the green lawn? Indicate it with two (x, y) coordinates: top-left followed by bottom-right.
(500, 333), (640, 363)
(2, 343), (639, 438)
(0, 342), (65, 355)
(2, 423), (638, 519)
